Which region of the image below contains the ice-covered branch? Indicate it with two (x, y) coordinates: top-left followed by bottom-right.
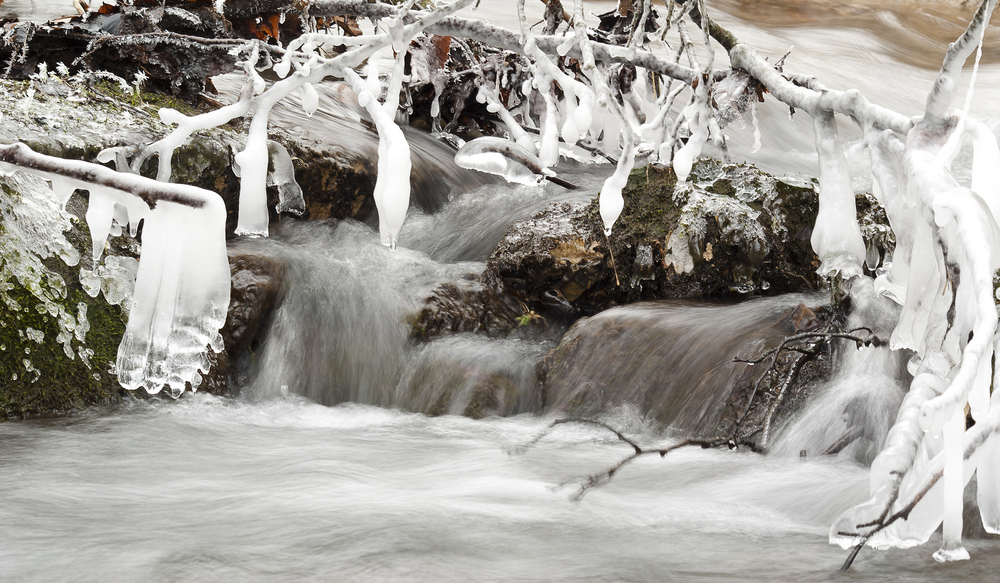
(0, 142), (230, 397)
(302, 1), (708, 83)
(925, 0), (997, 120)
(0, 143), (212, 210)
(728, 44), (911, 135)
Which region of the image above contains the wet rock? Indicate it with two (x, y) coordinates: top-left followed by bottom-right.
(199, 251), (287, 395)
(541, 296), (831, 434)
(411, 276), (523, 341)
(485, 160), (840, 316)
(0, 174), (132, 418)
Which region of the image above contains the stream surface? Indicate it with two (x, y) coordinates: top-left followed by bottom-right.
(3, 0), (1000, 581)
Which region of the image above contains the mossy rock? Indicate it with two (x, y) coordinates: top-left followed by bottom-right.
(0, 285), (125, 418)
(0, 178), (131, 419)
(485, 159), (857, 316)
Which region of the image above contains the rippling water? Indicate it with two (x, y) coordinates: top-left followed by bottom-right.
(4, 396), (1000, 582)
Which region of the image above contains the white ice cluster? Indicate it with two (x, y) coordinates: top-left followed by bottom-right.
(0, 172), (90, 374)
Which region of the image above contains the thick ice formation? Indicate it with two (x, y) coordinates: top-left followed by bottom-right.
(267, 141), (306, 216)
(114, 196), (230, 396)
(829, 0), (1000, 558)
(809, 112), (866, 278)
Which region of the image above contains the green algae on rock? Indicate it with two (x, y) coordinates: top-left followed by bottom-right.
(0, 173), (129, 418)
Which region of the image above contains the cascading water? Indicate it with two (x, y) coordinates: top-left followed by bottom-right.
(771, 279), (909, 464)
(237, 176), (586, 411)
(542, 295), (826, 431)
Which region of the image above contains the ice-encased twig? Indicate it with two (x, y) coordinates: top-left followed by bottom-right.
(925, 0), (997, 120)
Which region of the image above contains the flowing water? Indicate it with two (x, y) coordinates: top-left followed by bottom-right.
(4, 0), (1000, 580)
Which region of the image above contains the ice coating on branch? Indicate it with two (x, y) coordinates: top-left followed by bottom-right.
(454, 137), (550, 186)
(344, 68), (412, 249)
(477, 86), (536, 154)
(672, 78), (713, 183)
(833, 98), (1000, 561)
(599, 129), (636, 236)
(539, 91), (561, 168)
(810, 112), (866, 278)
(266, 141), (305, 215)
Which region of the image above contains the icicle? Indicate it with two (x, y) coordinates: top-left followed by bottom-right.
(599, 128), (635, 235)
(49, 177), (76, 210)
(934, 406), (970, 561)
(116, 196), (230, 396)
(672, 78), (713, 183)
(750, 100), (762, 154)
(300, 82), (319, 117)
(273, 59), (291, 79)
(979, 374), (1000, 533)
(809, 111), (866, 278)
(233, 115), (271, 237)
(477, 86), (536, 154)
(539, 90), (561, 168)
(344, 68), (412, 249)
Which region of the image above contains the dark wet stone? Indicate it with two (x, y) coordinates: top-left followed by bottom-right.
(199, 251), (287, 395)
(411, 276), (523, 341)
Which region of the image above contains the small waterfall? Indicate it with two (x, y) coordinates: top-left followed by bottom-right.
(240, 220), (459, 406)
(236, 180), (585, 410)
(770, 278), (909, 463)
(396, 335), (548, 417)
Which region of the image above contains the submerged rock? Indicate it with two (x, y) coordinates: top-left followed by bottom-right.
(542, 296), (832, 440)
(486, 161), (835, 316)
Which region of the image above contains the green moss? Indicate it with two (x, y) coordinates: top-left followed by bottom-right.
(584, 164), (682, 241)
(0, 177), (131, 419)
(88, 79), (200, 117)
(0, 284), (125, 419)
